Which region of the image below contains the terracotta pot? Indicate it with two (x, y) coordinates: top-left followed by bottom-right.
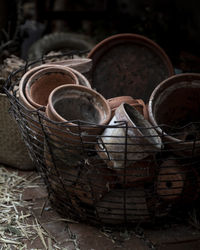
(19, 65), (49, 145)
(19, 64), (91, 111)
(25, 66), (79, 109)
(148, 73), (200, 156)
(46, 84), (111, 146)
(96, 103), (162, 169)
(156, 159), (185, 201)
(107, 96), (148, 119)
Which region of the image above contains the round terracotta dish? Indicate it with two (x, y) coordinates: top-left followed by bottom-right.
(88, 33), (174, 102)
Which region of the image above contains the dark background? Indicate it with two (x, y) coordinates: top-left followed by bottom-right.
(1, 0), (200, 71)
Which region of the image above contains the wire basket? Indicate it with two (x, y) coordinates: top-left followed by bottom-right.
(4, 51), (200, 226)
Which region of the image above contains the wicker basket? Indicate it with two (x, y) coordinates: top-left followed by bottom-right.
(0, 78), (34, 170)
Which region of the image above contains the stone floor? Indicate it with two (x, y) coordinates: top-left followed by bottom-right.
(12, 168), (200, 249)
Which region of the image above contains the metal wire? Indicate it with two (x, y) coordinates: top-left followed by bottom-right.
(3, 51), (200, 226)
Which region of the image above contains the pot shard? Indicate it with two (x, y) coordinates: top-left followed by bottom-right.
(96, 103), (162, 169)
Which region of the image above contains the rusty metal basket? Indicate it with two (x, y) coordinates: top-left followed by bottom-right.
(4, 51), (200, 226)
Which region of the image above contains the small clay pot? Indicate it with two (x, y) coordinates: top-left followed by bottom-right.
(107, 96), (148, 119)
(97, 103), (162, 169)
(25, 66), (79, 109)
(46, 84), (111, 145)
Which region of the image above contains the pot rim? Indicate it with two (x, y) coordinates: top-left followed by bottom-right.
(148, 72), (200, 144)
(47, 84), (111, 126)
(25, 66), (79, 109)
(43, 64), (91, 88)
(19, 63), (91, 111)
(19, 65), (48, 111)
(88, 33), (174, 75)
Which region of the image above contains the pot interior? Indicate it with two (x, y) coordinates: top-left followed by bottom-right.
(154, 81), (200, 141)
(30, 72), (76, 106)
(53, 95), (101, 124)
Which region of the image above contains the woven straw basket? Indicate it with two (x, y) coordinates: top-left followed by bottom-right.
(0, 78), (34, 170)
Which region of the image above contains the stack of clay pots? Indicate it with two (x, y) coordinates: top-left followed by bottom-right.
(14, 33), (200, 225)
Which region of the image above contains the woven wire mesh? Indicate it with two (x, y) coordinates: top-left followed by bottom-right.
(4, 51), (200, 226)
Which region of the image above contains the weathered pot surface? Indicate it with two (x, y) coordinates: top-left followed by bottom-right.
(46, 84), (111, 145)
(19, 64), (91, 111)
(96, 103), (162, 169)
(88, 33), (174, 101)
(148, 73), (200, 156)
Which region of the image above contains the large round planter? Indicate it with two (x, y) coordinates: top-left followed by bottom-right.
(96, 103), (162, 169)
(148, 73), (200, 156)
(88, 33), (174, 101)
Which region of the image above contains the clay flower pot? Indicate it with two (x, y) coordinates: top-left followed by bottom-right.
(25, 66), (79, 109)
(96, 103), (162, 169)
(107, 96), (148, 119)
(45, 84), (111, 146)
(19, 64), (91, 111)
(19, 64), (90, 146)
(148, 73), (200, 156)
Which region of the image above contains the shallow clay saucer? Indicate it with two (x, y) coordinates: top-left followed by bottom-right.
(88, 33), (174, 102)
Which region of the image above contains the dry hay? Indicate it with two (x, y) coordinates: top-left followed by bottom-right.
(0, 55), (25, 80)
(0, 166), (65, 250)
